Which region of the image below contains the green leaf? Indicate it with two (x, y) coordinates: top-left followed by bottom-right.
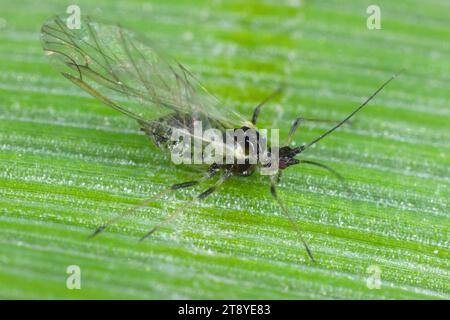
(0, 0), (449, 299)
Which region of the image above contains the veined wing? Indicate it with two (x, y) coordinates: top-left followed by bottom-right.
(41, 15), (250, 132)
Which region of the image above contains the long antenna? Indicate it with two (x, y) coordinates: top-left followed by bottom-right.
(303, 70), (404, 151)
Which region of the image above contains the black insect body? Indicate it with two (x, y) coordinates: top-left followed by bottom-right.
(41, 15), (400, 262)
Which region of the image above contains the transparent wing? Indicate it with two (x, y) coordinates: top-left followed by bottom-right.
(41, 15), (250, 131)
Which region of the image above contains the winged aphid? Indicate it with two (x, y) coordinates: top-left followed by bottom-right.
(41, 15), (401, 262)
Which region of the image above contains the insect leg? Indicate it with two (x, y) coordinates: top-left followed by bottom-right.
(139, 169), (232, 242)
(251, 87), (283, 125)
(89, 165), (220, 238)
(286, 117), (303, 145)
(171, 164), (220, 190)
(270, 174), (316, 262)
